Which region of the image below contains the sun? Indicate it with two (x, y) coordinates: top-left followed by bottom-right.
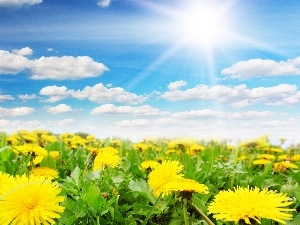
(175, 2), (231, 49)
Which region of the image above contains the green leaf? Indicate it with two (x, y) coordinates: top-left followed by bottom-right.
(58, 209), (77, 225)
(81, 182), (105, 210)
(70, 166), (81, 185)
(128, 179), (156, 203)
(40, 155), (56, 169)
(127, 150), (141, 166)
(192, 197), (208, 214)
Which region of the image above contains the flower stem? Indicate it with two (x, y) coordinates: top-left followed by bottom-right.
(189, 201), (215, 225)
(142, 194), (162, 225)
(183, 198), (189, 225)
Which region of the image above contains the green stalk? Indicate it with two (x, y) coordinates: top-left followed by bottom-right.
(189, 201), (215, 225)
(142, 194), (162, 225)
(229, 147), (240, 189)
(183, 198), (189, 225)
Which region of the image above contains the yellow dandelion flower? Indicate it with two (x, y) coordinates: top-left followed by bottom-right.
(100, 146), (119, 155)
(291, 154), (300, 162)
(187, 144), (205, 155)
(49, 151), (60, 160)
(263, 147), (284, 153)
(165, 178), (209, 194)
(133, 142), (148, 152)
(93, 151), (121, 171)
(13, 144), (48, 156)
(6, 135), (19, 145)
(277, 154), (290, 161)
(274, 162), (298, 171)
(165, 149), (177, 154)
(31, 167), (59, 179)
(27, 155), (44, 166)
(41, 134), (57, 143)
(253, 159), (272, 165)
(140, 160), (159, 170)
(256, 154), (276, 160)
(238, 155), (248, 160)
(148, 160), (184, 197)
(208, 186), (295, 224)
(0, 172), (15, 195)
(167, 138), (197, 150)
(0, 174), (65, 225)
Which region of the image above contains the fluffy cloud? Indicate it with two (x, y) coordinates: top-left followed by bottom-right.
(97, 0), (111, 7)
(18, 94), (36, 100)
(0, 0), (42, 7)
(45, 104), (73, 113)
(0, 95), (14, 101)
(12, 47), (33, 56)
(76, 83), (148, 104)
(160, 82), (299, 107)
(0, 48), (108, 80)
(40, 83), (147, 104)
(31, 56), (108, 80)
(0, 107), (35, 116)
(167, 80), (187, 90)
(39, 85), (69, 102)
(0, 50), (31, 74)
(91, 104), (169, 116)
(116, 119), (152, 127)
(0, 120), (44, 133)
(46, 119), (76, 127)
(222, 57), (300, 78)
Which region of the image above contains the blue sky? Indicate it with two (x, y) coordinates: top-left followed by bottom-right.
(1, 0), (300, 143)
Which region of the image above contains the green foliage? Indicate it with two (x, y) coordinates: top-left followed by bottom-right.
(1, 132), (300, 224)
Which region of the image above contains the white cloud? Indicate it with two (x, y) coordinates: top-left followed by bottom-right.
(39, 85), (69, 102)
(97, 0), (111, 8)
(18, 94), (36, 100)
(0, 107), (35, 116)
(40, 83), (147, 104)
(91, 104), (169, 116)
(0, 48), (108, 80)
(261, 120), (291, 127)
(45, 104), (73, 114)
(12, 47), (33, 56)
(47, 48), (54, 52)
(117, 119), (151, 127)
(73, 83), (147, 104)
(172, 109), (274, 120)
(167, 80), (187, 91)
(222, 57), (300, 78)
(0, 50), (31, 74)
(31, 56), (108, 80)
(0, 95), (14, 101)
(54, 119), (76, 127)
(0, 0), (42, 7)
(160, 83), (299, 107)
(0, 120), (44, 133)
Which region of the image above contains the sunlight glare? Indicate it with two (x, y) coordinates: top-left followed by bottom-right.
(175, 2), (231, 50)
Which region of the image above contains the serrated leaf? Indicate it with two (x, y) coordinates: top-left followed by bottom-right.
(58, 209), (77, 225)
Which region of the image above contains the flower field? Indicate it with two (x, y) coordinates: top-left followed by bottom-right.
(1, 130), (300, 225)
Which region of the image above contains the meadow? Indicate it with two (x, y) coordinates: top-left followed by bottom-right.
(0, 130), (300, 225)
